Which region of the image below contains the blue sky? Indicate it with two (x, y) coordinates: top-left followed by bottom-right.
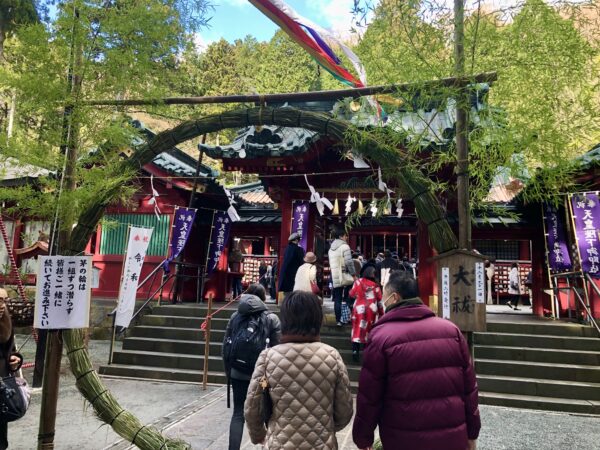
(196, 0), (360, 47)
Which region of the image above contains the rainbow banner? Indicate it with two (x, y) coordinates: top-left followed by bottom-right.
(248, 0), (366, 88)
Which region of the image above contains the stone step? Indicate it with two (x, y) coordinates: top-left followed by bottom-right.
(99, 363), (226, 384)
(478, 391), (600, 415)
(475, 345), (600, 366)
(129, 325), (220, 341)
(99, 364), (361, 393)
(122, 336), (364, 367)
(486, 321), (597, 338)
(141, 315), (228, 329)
(474, 333), (600, 351)
(110, 349), (362, 382)
(475, 359), (600, 383)
(477, 374), (600, 401)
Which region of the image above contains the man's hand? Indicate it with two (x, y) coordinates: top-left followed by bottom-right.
(467, 439), (477, 450)
(9, 355), (20, 371)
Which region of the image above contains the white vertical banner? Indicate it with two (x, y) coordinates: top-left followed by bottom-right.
(34, 256), (92, 329)
(441, 267), (450, 319)
(475, 262), (485, 304)
(115, 226), (153, 328)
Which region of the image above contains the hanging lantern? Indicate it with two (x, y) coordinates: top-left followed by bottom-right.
(333, 196), (340, 215)
(358, 198), (365, 215)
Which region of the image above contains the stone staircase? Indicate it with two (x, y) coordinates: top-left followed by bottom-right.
(99, 304), (362, 387)
(100, 305), (600, 414)
(475, 320), (600, 415)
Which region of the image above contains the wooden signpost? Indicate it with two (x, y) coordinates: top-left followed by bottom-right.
(434, 250), (487, 333)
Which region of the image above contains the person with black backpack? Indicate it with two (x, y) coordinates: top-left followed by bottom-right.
(222, 284), (281, 450)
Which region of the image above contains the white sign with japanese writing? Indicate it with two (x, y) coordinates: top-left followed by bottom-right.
(441, 267), (450, 319)
(34, 256), (92, 329)
(475, 262), (485, 304)
(116, 226), (153, 328)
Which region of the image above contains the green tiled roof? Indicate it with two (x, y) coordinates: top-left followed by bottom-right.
(198, 85), (499, 160)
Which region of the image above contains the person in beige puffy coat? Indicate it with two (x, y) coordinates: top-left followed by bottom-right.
(244, 291), (354, 449)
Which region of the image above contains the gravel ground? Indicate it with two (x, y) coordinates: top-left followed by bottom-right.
(11, 335), (600, 450)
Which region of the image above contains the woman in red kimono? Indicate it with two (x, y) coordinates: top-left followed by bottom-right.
(349, 266), (384, 362)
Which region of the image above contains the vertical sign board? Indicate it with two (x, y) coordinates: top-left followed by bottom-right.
(116, 226), (153, 328)
(291, 200), (309, 251)
(435, 250), (487, 332)
(34, 256), (92, 329)
(206, 211), (232, 275)
(571, 194), (600, 277)
(544, 204), (572, 271)
(162, 207), (197, 273)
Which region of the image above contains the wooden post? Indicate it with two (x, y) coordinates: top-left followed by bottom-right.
(39, 6), (83, 448)
(454, 0), (470, 251)
(202, 293), (214, 390)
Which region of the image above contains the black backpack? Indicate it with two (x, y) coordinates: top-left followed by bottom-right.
(223, 311), (270, 377)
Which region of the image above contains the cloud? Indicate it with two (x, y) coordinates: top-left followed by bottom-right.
(192, 33), (215, 52)
(305, 0), (371, 38)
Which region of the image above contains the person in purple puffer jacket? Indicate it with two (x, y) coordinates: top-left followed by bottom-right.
(352, 271), (481, 450)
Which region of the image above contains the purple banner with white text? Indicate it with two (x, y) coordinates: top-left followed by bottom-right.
(291, 200), (309, 251)
(544, 204), (572, 272)
(163, 207), (197, 273)
(571, 194), (600, 277)
(207, 211), (232, 275)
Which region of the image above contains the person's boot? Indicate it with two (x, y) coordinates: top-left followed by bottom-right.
(352, 350), (359, 363)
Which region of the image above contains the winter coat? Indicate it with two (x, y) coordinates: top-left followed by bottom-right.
(353, 301), (481, 450)
(245, 341), (354, 449)
(222, 294), (281, 381)
(508, 267), (521, 295)
(349, 278), (384, 344)
(294, 263), (317, 293)
(278, 243), (305, 292)
(0, 311), (21, 378)
(328, 239), (355, 288)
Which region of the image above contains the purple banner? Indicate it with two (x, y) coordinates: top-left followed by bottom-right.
(207, 211), (232, 275)
(544, 204), (572, 271)
(571, 194), (600, 278)
(163, 207), (197, 273)
(291, 200), (309, 251)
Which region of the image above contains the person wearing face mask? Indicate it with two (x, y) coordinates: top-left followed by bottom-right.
(353, 272), (480, 450)
(0, 288), (24, 450)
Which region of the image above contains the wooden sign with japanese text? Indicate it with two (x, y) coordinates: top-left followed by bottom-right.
(434, 250), (487, 332)
(34, 256), (92, 329)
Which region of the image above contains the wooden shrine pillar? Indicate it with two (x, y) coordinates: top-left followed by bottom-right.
(417, 220), (436, 307)
(277, 187), (293, 300)
(531, 230), (546, 317)
(307, 204), (317, 252)
(264, 237), (270, 256)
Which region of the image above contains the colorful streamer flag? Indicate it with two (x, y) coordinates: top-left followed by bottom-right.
(163, 207), (197, 273)
(249, 0), (364, 88)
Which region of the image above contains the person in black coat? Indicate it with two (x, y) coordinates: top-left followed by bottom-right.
(0, 289), (23, 450)
(277, 233), (305, 296)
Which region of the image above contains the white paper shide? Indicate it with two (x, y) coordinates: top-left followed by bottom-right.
(35, 256), (92, 329)
(116, 226), (153, 328)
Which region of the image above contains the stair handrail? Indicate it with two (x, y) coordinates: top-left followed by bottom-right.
(583, 273), (600, 337)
